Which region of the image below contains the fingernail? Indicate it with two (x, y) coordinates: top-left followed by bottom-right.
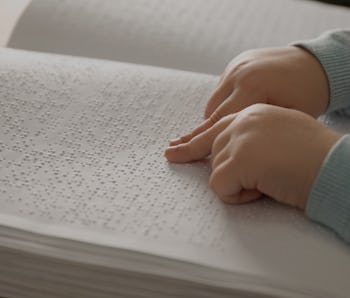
(164, 145), (179, 161)
(165, 145), (179, 152)
(169, 138), (182, 146)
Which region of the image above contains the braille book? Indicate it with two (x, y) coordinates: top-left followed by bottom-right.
(1, 1), (350, 297)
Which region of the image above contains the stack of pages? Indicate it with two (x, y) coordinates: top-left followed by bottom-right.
(1, 0), (350, 297)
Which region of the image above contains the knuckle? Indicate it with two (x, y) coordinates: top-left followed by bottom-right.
(212, 133), (227, 156)
(209, 110), (222, 125)
(235, 103), (270, 126)
(224, 51), (251, 74)
(221, 113), (236, 123)
(232, 66), (263, 94)
(187, 136), (206, 161)
(215, 114), (236, 131)
(225, 51), (254, 78)
(187, 138), (198, 159)
(231, 115), (251, 133)
(210, 151), (224, 170)
(230, 138), (251, 162)
(180, 133), (192, 144)
(187, 130), (196, 140)
(236, 70), (259, 91)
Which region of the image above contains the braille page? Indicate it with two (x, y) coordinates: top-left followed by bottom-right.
(8, 0), (350, 75)
(1, 48), (350, 298)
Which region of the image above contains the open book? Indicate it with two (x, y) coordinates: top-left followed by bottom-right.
(2, 1), (350, 297)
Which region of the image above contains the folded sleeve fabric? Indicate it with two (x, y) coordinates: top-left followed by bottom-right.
(292, 30), (350, 242)
(307, 135), (350, 242)
(294, 30), (350, 114)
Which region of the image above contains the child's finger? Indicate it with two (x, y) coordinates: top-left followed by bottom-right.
(164, 117), (233, 163)
(209, 152), (261, 203)
(204, 79), (233, 119)
(169, 113), (223, 147)
(209, 88), (257, 123)
(169, 118), (213, 146)
(171, 89), (255, 147)
(211, 146), (230, 170)
(169, 93), (243, 147)
(209, 157), (242, 196)
(220, 190), (262, 205)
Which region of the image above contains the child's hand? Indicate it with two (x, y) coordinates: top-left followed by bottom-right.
(165, 104), (340, 210)
(170, 46), (329, 146)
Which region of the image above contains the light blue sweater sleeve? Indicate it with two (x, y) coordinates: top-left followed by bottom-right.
(293, 30), (350, 242)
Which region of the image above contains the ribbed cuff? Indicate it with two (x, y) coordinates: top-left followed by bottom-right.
(307, 135), (350, 242)
(292, 30), (350, 114)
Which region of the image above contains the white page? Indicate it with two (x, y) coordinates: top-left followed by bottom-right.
(1, 48), (350, 297)
(0, 0), (30, 46)
(8, 0), (350, 75)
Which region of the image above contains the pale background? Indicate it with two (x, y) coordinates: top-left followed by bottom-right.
(0, 0), (30, 46)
